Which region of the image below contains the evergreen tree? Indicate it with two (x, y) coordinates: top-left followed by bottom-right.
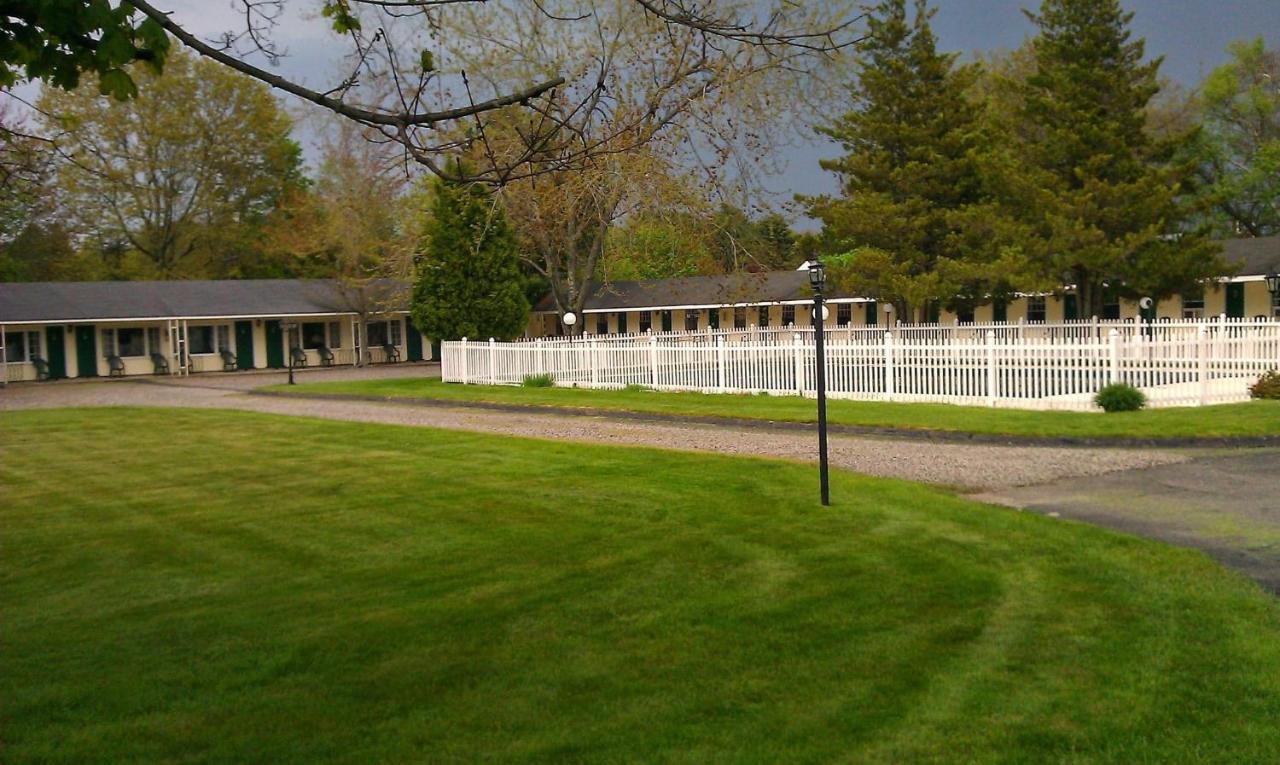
(411, 176), (529, 342)
(807, 0), (1005, 321)
(1011, 0), (1219, 317)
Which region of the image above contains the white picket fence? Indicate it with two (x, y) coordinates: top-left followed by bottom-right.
(444, 319), (1280, 410)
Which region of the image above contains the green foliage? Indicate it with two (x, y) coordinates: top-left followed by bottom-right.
(1249, 370), (1280, 400)
(0, 0), (170, 99)
(411, 175), (530, 341)
(1094, 383), (1147, 413)
(1186, 38), (1280, 237)
(1007, 0), (1221, 316)
(36, 49), (303, 279)
(808, 0), (1011, 321)
(521, 373), (555, 388)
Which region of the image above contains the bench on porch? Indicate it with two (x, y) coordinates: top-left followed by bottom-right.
(318, 345), (336, 366)
(289, 346), (308, 367)
(219, 349), (237, 371)
(381, 344), (401, 363)
(150, 353), (170, 375)
(106, 355), (126, 377)
(31, 355), (49, 381)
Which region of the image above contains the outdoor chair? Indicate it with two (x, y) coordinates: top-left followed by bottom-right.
(150, 353), (170, 375)
(318, 345), (336, 366)
(219, 349), (237, 371)
(107, 354), (126, 377)
(381, 343), (401, 363)
(289, 346), (308, 367)
(31, 355), (50, 381)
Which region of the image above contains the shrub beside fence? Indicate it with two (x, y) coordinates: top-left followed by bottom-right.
(444, 319), (1280, 411)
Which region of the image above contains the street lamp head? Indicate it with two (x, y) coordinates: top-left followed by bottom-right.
(562, 311), (577, 326)
(807, 259), (825, 293)
(1266, 269), (1280, 296)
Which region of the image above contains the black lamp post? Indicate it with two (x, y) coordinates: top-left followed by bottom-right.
(809, 259), (830, 507)
(281, 320), (298, 385)
(1266, 269), (1280, 317)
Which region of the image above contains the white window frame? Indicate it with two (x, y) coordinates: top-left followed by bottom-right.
(113, 327), (147, 357)
(188, 324), (218, 355)
(1026, 296), (1047, 323)
(4, 331), (41, 363)
(1182, 293), (1205, 320)
(328, 321), (342, 348)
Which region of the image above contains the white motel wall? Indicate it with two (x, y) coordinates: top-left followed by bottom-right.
(442, 318), (1280, 411)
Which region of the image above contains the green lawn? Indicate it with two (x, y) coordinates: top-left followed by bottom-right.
(3, 408), (1280, 763)
(268, 377), (1280, 440)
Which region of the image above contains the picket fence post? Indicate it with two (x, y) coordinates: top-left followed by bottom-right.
(589, 338), (599, 388)
(793, 333), (804, 395)
(716, 336), (727, 392)
(460, 337), (469, 384)
(884, 331), (895, 401)
(985, 331), (997, 407)
(1198, 324), (1209, 406)
(649, 335), (659, 387)
(488, 338), (496, 385)
(535, 339), (544, 376)
(1108, 329), (1120, 384)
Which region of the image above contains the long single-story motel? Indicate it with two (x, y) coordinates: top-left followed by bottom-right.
(529, 236), (1280, 337)
(4, 236), (1279, 382)
(0, 279), (428, 382)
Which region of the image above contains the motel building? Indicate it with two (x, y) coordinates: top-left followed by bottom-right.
(1, 279), (431, 383)
(527, 236), (1280, 337)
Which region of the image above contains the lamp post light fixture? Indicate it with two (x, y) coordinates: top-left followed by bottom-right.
(562, 311), (577, 339)
(1266, 269), (1280, 300)
(808, 259), (830, 507)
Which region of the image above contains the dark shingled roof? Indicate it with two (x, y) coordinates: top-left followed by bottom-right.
(534, 270), (819, 312)
(1221, 236), (1280, 277)
(0, 279), (409, 324)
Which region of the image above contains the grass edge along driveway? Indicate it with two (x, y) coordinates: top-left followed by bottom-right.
(3, 406), (1280, 763)
(265, 377), (1280, 441)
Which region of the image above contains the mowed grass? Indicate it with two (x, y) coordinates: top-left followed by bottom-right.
(3, 410), (1280, 764)
(270, 377), (1280, 440)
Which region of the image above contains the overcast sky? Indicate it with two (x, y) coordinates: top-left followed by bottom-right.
(21, 1), (1280, 221)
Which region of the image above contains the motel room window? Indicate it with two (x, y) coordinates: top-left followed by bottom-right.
(188, 325), (216, 354)
(782, 305), (796, 326)
(1182, 290), (1205, 319)
(956, 306), (975, 324)
(217, 325), (231, 353)
(1103, 298), (1121, 320)
(389, 319), (402, 346)
(733, 307), (747, 329)
(836, 303), (851, 327)
(706, 308), (720, 330)
(4, 331), (40, 363)
(757, 306), (770, 327)
(1026, 296), (1047, 323)
(617, 312), (628, 333)
(116, 327), (146, 357)
(639, 311), (652, 333)
(596, 314), (609, 335)
(684, 310), (699, 331)
(100, 328), (115, 356)
(366, 321), (388, 347)
(660, 310), (672, 333)
(147, 327), (161, 355)
(328, 321), (342, 348)
(302, 322), (327, 350)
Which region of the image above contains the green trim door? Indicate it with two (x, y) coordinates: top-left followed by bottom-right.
(74, 325), (97, 377)
(1064, 294), (1079, 321)
(234, 321), (255, 369)
(1226, 282), (1245, 318)
(865, 302), (878, 326)
(265, 320), (284, 369)
(406, 321), (424, 361)
(45, 326), (66, 378)
(993, 299), (1008, 323)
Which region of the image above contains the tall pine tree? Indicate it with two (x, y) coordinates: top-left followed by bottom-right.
(808, 0), (1007, 321)
(1011, 0), (1219, 317)
(410, 176), (530, 341)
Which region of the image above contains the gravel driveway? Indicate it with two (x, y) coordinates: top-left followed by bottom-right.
(1, 373), (1182, 490)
